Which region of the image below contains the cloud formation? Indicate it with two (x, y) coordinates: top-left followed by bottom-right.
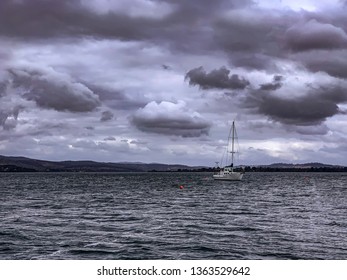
(0, 104), (22, 130)
(185, 66), (250, 90)
(244, 83), (347, 126)
(259, 75), (284, 91)
(100, 110), (114, 122)
(8, 66), (100, 112)
(285, 19), (347, 52)
(0, 0), (155, 40)
(131, 101), (211, 137)
(1, 0), (347, 165)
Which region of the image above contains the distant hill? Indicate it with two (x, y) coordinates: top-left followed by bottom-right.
(0, 155), (346, 172)
(267, 162), (337, 168)
(246, 162), (346, 172)
(0, 155), (204, 172)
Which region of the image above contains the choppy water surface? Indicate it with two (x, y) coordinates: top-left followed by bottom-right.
(0, 172), (346, 259)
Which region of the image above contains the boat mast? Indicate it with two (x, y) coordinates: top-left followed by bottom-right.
(231, 121), (235, 167)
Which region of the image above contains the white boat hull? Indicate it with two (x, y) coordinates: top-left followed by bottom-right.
(213, 172), (244, 181)
(213, 121), (245, 181)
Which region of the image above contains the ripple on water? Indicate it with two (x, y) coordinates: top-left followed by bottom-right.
(0, 172), (346, 259)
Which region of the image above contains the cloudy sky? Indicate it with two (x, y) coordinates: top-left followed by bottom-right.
(1, 0), (347, 166)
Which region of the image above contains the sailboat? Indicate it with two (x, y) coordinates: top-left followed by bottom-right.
(213, 121), (245, 181)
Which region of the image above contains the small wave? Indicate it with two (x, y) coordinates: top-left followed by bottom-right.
(1, 172), (346, 260)
(68, 249), (115, 256)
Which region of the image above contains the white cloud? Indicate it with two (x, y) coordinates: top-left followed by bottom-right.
(80, 0), (173, 18)
(256, 0), (341, 11)
(131, 101), (211, 137)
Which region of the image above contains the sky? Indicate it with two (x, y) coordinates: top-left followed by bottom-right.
(1, 0), (347, 166)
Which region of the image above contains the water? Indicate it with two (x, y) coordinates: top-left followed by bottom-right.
(0, 172), (346, 260)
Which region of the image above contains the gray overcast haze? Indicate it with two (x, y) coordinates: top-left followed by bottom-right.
(1, 0), (347, 166)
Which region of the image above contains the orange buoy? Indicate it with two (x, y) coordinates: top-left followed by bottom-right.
(179, 185), (184, 189)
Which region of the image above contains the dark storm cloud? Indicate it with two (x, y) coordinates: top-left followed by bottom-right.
(0, 0), (227, 42)
(1, 0), (347, 73)
(158, 0), (251, 9)
(258, 96), (337, 125)
(0, 0), (256, 54)
(0, 0), (154, 40)
(212, 7), (347, 73)
(131, 101), (211, 137)
(244, 84), (347, 126)
(104, 136), (116, 141)
(185, 66), (250, 90)
(212, 8), (298, 70)
(283, 14), (347, 78)
(2, 0), (346, 77)
(89, 85), (148, 110)
(288, 124), (329, 135)
(100, 110), (114, 122)
(294, 50), (347, 79)
(259, 75), (284, 91)
(214, 12), (279, 52)
(8, 67), (100, 112)
(148, 0), (255, 53)
(259, 83), (281, 91)
(285, 19), (347, 52)
(154, 0), (253, 25)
